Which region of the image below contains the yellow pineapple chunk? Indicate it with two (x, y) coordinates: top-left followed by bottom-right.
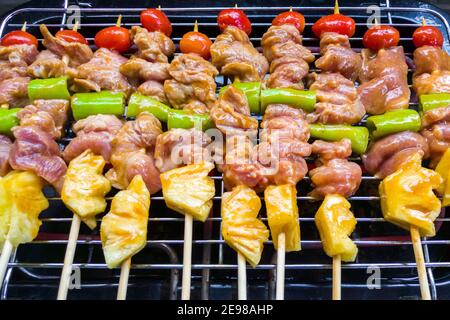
(435, 148), (450, 207)
(222, 185), (270, 267)
(62, 150), (111, 229)
(0, 171), (48, 250)
(264, 184), (300, 252)
(315, 194), (358, 262)
(380, 153), (442, 237)
(160, 162), (215, 222)
(101, 175), (150, 268)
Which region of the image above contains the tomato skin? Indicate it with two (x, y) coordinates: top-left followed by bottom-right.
(55, 30), (88, 45)
(140, 8), (172, 37)
(272, 11), (306, 33)
(180, 31), (212, 59)
(413, 26), (444, 48)
(363, 25), (400, 51)
(1, 30), (38, 46)
(94, 26), (131, 53)
(312, 13), (355, 38)
(217, 8), (252, 35)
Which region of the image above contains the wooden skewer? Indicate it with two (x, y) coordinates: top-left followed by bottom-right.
(332, 255), (341, 300)
(57, 214), (81, 300)
(21, 21), (27, 32)
(410, 227), (431, 300)
(0, 240), (14, 290)
(237, 252), (247, 300)
(181, 214), (193, 300)
(116, 14), (122, 28)
(334, 0), (339, 14)
(275, 232), (286, 300)
(0, 104), (9, 109)
(117, 257), (131, 300)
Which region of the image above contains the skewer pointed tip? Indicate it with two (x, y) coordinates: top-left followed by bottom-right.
(157, 5), (161, 10)
(235, 3), (238, 8)
(289, 7), (293, 12)
(116, 14), (122, 27)
(72, 20), (79, 32)
(194, 20), (198, 32)
(21, 21), (27, 32)
(422, 17), (427, 27)
(334, 0), (340, 14)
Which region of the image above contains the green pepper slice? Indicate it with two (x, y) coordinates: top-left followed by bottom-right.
(126, 93), (171, 121)
(419, 93), (450, 113)
(366, 109), (421, 140)
(71, 91), (125, 120)
(260, 88), (316, 113)
(0, 108), (20, 135)
(28, 77), (70, 101)
(219, 82), (261, 114)
(310, 124), (369, 155)
(167, 109), (214, 131)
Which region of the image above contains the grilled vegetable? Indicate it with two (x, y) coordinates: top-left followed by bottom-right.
(264, 184), (300, 252)
(366, 109), (421, 140)
(71, 91), (125, 120)
(167, 109), (214, 131)
(419, 93), (450, 113)
(180, 21), (212, 60)
(56, 29), (88, 44)
(101, 174), (150, 268)
(61, 150), (111, 229)
(315, 194), (358, 262)
(379, 153), (442, 237)
(94, 15), (131, 53)
(309, 124), (369, 155)
(217, 7), (252, 35)
(160, 162), (215, 222)
(413, 25), (444, 48)
(363, 25), (400, 51)
(260, 88), (316, 113)
(1, 30), (38, 46)
(28, 77), (71, 101)
(140, 8), (173, 37)
(0, 108), (20, 136)
(127, 93), (171, 120)
(0, 171), (48, 249)
(221, 185), (269, 267)
(312, 1), (355, 38)
(435, 148), (450, 207)
(272, 9), (305, 33)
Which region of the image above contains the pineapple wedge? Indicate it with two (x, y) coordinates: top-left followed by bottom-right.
(315, 194), (358, 262)
(62, 150), (111, 229)
(264, 184), (300, 252)
(435, 148), (450, 207)
(380, 153), (442, 237)
(222, 185), (269, 267)
(0, 171), (48, 251)
(160, 162), (215, 222)
(101, 175), (150, 268)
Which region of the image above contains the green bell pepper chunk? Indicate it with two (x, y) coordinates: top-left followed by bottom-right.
(260, 88), (316, 113)
(28, 77), (70, 101)
(310, 124), (369, 155)
(167, 109), (214, 131)
(419, 93), (450, 113)
(219, 82), (261, 114)
(366, 109), (421, 140)
(127, 93), (171, 121)
(0, 108), (20, 135)
(71, 91), (125, 120)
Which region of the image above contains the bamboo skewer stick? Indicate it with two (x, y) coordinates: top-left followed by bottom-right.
(0, 240), (14, 290)
(57, 214), (81, 300)
(410, 227), (431, 300)
(237, 252), (247, 300)
(276, 232), (286, 300)
(181, 214), (193, 300)
(332, 255), (341, 300)
(117, 257), (131, 300)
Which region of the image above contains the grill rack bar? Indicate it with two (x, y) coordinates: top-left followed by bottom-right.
(0, 2), (449, 300)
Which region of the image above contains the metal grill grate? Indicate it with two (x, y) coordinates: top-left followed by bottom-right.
(1, 1), (450, 300)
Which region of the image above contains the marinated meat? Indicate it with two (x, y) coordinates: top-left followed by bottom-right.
(315, 32), (362, 81)
(40, 24), (93, 67)
(307, 72), (365, 125)
(106, 112), (162, 194)
(131, 26), (175, 63)
(0, 76), (30, 107)
(0, 44), (38, 81)
(154, 128), (212, 173)
(309, 139), (362, 198)
(358, 47), (410, 114)
(69, 48), (133, 96)
(27, 50), (67, 78)
(0, 135), (12, 176)
(63, 115), (124, 162)
(164, 53), (218, 113)
(261, 25), (313, 90)
(211, 26), (269, 82)
(420, 106), (450, 168)
(362, 131), (429, 178)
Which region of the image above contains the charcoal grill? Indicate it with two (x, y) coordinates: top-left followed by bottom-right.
(1, 0), (450, 300)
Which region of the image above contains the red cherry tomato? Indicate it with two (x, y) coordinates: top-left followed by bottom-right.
(413, 26), (444, 48)
(140, 8), (172, 37)
(55, 30), (88, 45)
(180, 31), (212, 59)
(312, 13), (355, 38)
(1, 30), (38, 46)
(272, 11), (306, 34)
(94, 26), (131, 53)
(217, 8), (252, 35)
(363, 25), (400, 51)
